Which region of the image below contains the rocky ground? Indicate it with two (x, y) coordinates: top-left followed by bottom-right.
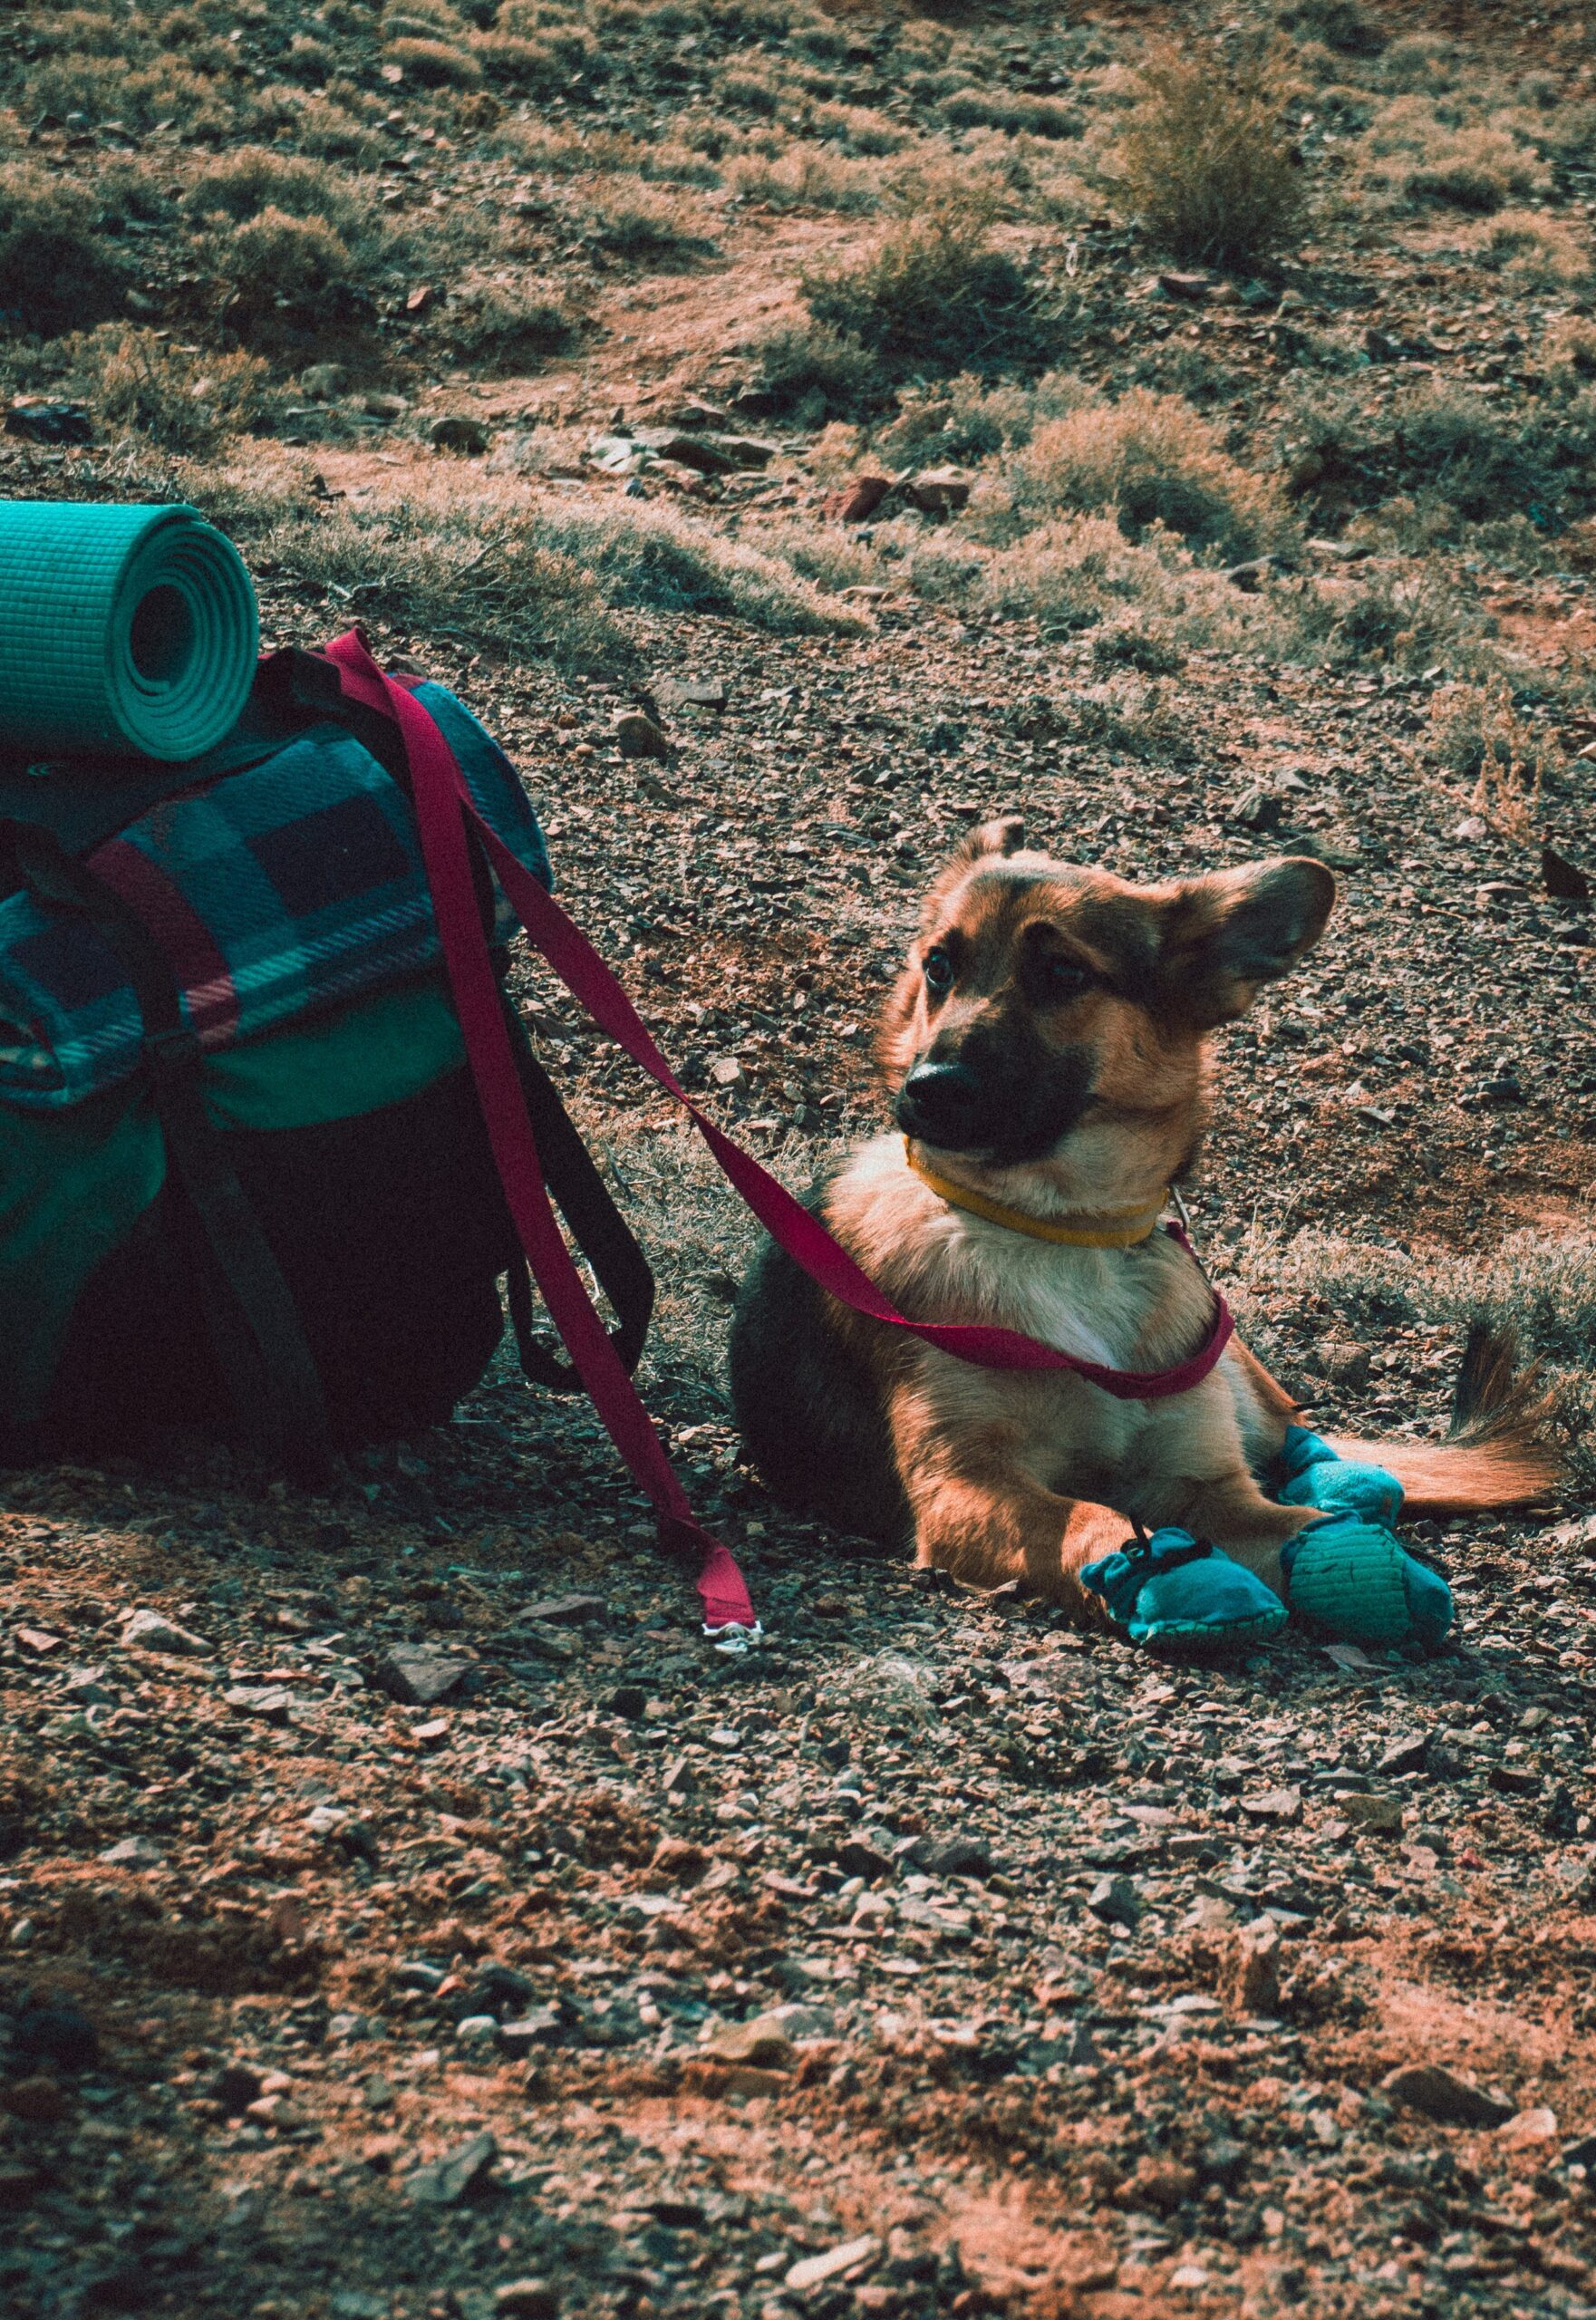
(5, 0), (1596, 2315)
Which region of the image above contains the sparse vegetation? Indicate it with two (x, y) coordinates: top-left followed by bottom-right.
(1115, 44), (1309, 268)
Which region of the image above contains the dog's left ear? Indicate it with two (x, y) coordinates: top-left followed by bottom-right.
(1160, 856), (1336, 1025)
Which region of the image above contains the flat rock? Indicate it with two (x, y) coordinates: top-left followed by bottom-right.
(372, 1646), (475, 1706)
(98, 1836), (163, 1868)
(1341, 1791), (1404, 1832)
(785, 2236), (880, 2292)
(702, 2016), (794, 2069)
(404, 2130), (498, 2206)
(1382, 2064), (1514, 2128)
(120, 1609), (213, 1657)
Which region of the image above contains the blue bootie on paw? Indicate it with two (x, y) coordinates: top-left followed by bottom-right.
(1278, 1424), (1403, 1526)
(1281, 1509), (1453, 1650)
(1081, 1527), (1288, 1650)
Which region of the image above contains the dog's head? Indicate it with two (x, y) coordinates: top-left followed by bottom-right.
(879, 815), (1334, 1198)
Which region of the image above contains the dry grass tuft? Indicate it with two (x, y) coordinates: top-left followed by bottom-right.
(1006, 390), (1294, 564)
(1114, 44), (1308, 269)
(1427, 680), (1562, 839)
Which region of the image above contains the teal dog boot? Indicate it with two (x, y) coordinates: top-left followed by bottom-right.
(1279, 1425), (1403, 1526)
(1081, 1528), (1288, 1650)
(1281, 1511), (1453, 1650)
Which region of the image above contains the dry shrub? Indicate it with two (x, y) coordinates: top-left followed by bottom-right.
(726, 142), (878, 214)
(942, 87), (1080, 140)
(1405, 124), (1548, 214)
(1461, 210), (1592, 292)
(579, 180), (717, 258)
(1115, 44), (1307, 268)
(68, 326), (275, 454)
(382, 34), (482, 87)
(0, 166), (126, 338)
(801, 194), (1052, 380)
(220, 208), (352, 324)
(439, 276), (581, 369)
(811, 102), (910, 156)
(1547, 318), (1596, 383)
(183, 147), (372, 239)
(1009, 389), (1291, 564)
(1428, 679), (1562, 838)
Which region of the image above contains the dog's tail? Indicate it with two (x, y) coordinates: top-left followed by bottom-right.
(1326, 1322), (1562, 1514)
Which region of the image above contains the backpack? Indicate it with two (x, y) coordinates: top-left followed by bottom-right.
(0, 639), (651, 1499)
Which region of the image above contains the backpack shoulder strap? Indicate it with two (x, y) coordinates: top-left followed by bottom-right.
(5, 820), (333, 1482)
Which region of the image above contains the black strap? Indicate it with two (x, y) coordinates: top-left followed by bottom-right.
(5, 822), (334, 1482)
(499, 1001), (655, 1392)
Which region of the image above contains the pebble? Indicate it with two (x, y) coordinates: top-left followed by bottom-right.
(784, 2236), (881, 2292)
(1382, 2064), (1514, 2128)
(119, 1608), (213, 1657)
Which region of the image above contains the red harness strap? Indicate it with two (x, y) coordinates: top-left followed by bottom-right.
(321, 633), (1236, 1638)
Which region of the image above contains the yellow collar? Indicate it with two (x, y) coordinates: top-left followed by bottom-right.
(904, 1141), (1167, 1248)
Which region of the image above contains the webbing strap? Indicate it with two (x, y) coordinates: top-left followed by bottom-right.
(321, 633), (759, 1639)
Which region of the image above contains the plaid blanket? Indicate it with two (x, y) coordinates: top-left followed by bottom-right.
(0, 682), (550, 1108)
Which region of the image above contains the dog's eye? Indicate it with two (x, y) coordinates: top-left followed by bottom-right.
(924, 945), (955, 995)
(1044, 954), (1089, 999)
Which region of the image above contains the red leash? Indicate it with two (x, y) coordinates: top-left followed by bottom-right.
(321, 633), (1236, 1642)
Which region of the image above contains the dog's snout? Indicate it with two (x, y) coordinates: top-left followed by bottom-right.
(896, 1059), (984, 1149)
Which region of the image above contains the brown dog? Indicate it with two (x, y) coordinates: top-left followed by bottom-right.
(729, 817), (1556, 1615)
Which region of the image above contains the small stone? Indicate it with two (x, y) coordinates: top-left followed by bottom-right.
(1317, 1339), (1372, 1386)
(245, 2093), (303, 2130)
(907, 465), (972, 515)
(518, 1594), (604, 1626)
(224, 1685), (295, 1723)
(703, 2017), (794, 2070)
(1229, 1917), (1281, 2016)
(1542, 846), (1590, 902)
(1158, 271), (1211, 300)
(404, 283), (435, 316)
(12, 2002), (98, 2073)
(494, 2283), (558, 2320)
(656, 676), (728, 711)
(120, 1608), (213, 1657)
(911, 1836), (992, 1879)
(99, 1836), (163, 1869)
(363, 392), (409, 421)
(1454, 815), (1489, 841)
(1132, 2156), (1198, 2211)
(0, 2159), (44, 2208)
(1224, 555), (1291, 591)
(1088, 1875), (1139, 1928)
(455, 2015), (498, 2051)
(208, 2064), (263, 2113)
(1500, 2105), (1559, 2147)
(8, 1919), (35, 1948)
(404, 2130), (498, 2206)
(616, 709), (668, 760)
(827, 475), (891, 524)
(392, 1959), (447, 1994)
(428, 413), (490, 455)
(3, 2075), (68, 2124)
(708, 1057), (747, 1093)
(1229, 785), (1283, 832)
(372, 1646), (474, 1707)
(1378, 1733), (1430, 1776)
(1381, 2063), (1514, 2128)
(668, 397), (731, 430)
(652, 1836), (707, 1883)
(1242, 1787), (1302, 1823)
(299, 362), (348, 401)
(784, 2235), (881, 2292)
(497, 2008), (564, 2056)
(1340, 1791), (1405, 1833)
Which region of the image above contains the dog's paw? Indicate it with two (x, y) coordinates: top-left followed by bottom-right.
(1279, 1425), (1403, 1526)
(1080, 1528), (1288, 1652)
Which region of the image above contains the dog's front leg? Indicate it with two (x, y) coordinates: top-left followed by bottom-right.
(889, 1397), (1127, 1616)
(1141, 1474), (1323, 1598)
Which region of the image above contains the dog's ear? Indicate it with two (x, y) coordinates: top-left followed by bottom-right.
(953, 811), (1026, 870)
(1159, 856), (1335, 1025)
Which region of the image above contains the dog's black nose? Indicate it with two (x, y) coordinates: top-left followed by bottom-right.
(896, 1060), (984, 1149)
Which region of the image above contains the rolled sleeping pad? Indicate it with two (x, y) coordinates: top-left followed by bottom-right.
(0, 500), (258, 763)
